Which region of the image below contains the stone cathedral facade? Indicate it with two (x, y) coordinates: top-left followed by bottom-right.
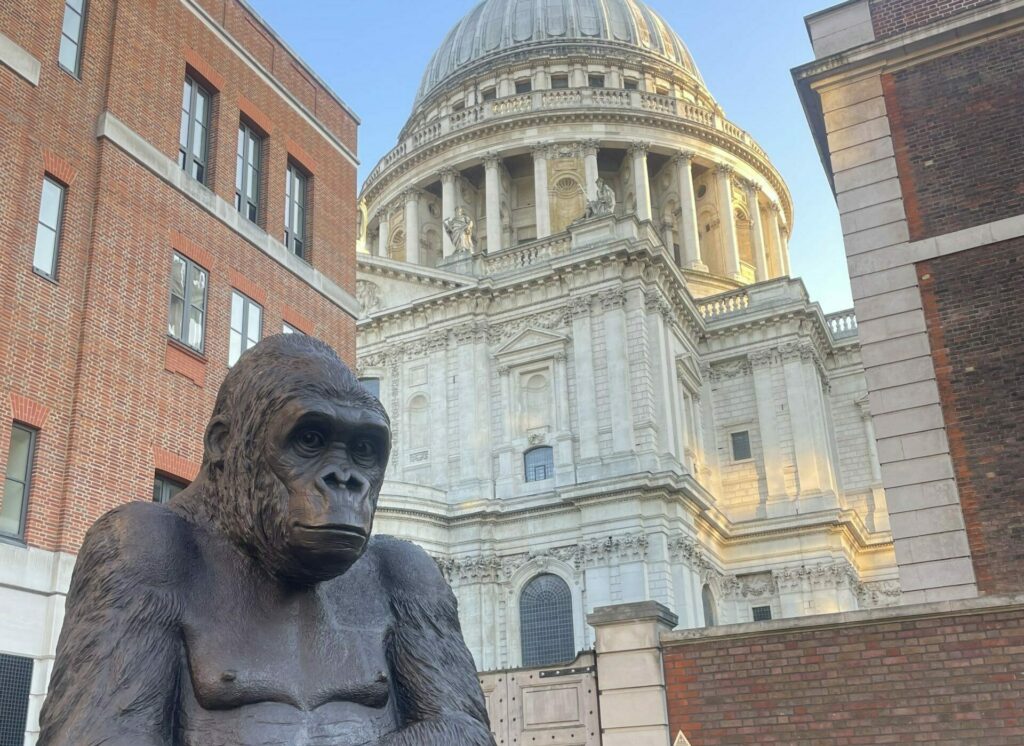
(355, 0), (899, 672)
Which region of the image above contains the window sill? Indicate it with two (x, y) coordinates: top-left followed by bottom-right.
(0, 533), (28, 548)
(31, 267), (59, 286)
(57, 64), (82, 83)
(165, 338), (208, 387)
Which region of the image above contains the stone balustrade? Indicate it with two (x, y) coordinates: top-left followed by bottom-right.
(366, 87), (768, 184)
(697, 288), (750, 320)
(483, 234), (573, 275)
(826, 309), (859, 340)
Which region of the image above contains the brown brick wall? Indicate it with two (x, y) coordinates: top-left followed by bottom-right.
(665, 605), (1024, 745)
(869, 0), (999, 39)
(918, 240), (1024, 595)
(883, 30), (1024, 241)
(0, 0), (358, 554)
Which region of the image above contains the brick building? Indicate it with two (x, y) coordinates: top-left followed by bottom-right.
(0, 1), (359, 742)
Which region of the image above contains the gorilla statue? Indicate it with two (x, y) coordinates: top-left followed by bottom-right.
(38, 334), (495, 746)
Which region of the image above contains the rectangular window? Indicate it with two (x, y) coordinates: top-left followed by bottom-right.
(235, 122), (262, 223)
(284, 163), (308, 259)
(452, 101), (466, 113)
(58, 0), (86, 76)
(282, 322), (303, 335)
(359, 378), (381, 399)
(550, 74), (569, 90)
(588, 74), (606, 88)
(167, 252), (208, 353)
(481, 87), (497, 102)
(228, 291), (262, 367)
(1, 424), (36, 539)
(752, 605), (773, 622)
(152, 474), (187, 505)
(0, 653), (33, 745)
(178, 76), (212, 183)
(731, 430), (752, 461)
(624, 78), (639, 91)
(33, 177), (66, 279)
(515, 79), (532, 94)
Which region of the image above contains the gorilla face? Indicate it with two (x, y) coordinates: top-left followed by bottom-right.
(265, 395), (390, 584)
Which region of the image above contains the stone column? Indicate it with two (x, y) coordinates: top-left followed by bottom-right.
(780, 224), (792, 276)
(673, 151), (704, 271)
(439, 168), (457, 258)
(768, 202), (787, 277)
(583, 139), (600, 201)
(404, 189), (420, 265)
(744, 180), (769, 282)
(570, 296), (599, 462)
(715, 164), (741, 279)
(751, 349), (787, 502)
(484, 153), (503, 252)
(376, 211), (390, 258)
(532, 145), (551, 239)
(588, 602), (677, 746)
(631, 142), (652, 222)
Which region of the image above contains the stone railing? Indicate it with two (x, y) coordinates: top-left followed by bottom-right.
(367, 87), (769, 183)
(483, 234), (573, 275)
(826, 309), (859, 340)
(697, 288), (750, 321)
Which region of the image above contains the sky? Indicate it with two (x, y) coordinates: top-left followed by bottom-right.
(247, 0), (854, 313)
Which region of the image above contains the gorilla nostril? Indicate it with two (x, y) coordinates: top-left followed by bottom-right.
(345, 474), (368, 493)
(321, 470), (344, 490)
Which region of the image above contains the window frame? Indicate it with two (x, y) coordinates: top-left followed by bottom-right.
(167, 252), (209, 354)
(481, 87), (497, 102)
(359, 378), (382, 399)
(524, 446), (555, 483)
(234, 120), (263, 224)
(1, 423), (37, 542)
(58, 0), (87, 77)
(730, 429), (753, 463)
(519, 573), (576, 668)
(152, 474), (187, 505)
(179, 75), (212, 184)
(550, 74), (569, 90)
(228, 290), (263, 367)
(282, 322), (304, 335)
(623, 78), (640, 91)
(32, 176), (67, 281)
(284, 162), (308, 259)
(588, 73), (606, 88)
(752, 605), (773, 622)
(515, 79), (532, 94)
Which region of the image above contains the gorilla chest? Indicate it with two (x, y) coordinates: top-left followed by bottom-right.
(183, 583), (392, 712)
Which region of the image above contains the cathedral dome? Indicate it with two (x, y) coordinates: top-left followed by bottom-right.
(416, 0), (703, 107)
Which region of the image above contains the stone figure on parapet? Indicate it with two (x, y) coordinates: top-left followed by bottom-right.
(584, 177), (617, 219)
(444, 205), (476, 254)
(37, 334), (495, 746)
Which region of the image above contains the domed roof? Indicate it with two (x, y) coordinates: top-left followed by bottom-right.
(415, 0), (702, 106)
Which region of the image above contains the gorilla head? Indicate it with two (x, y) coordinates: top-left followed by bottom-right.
(181, 334), (391, 586)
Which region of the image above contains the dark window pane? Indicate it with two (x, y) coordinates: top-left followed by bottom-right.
(153, 475), (187, 505)
(180, 77), (211, 184)
(524, 447), (554, 482)
(2, 425), (35, 538)
(551, 75), (569, 89)
(0, 654), (34, 746)
(520, 574), (575, 667)
(515, 79), (531, 94)
(731, 431), (752, 461)
(168, 253), (206, 352)
(752, 605), (772, 622)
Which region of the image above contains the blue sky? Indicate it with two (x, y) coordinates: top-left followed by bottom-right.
(247, 0), (853, 313)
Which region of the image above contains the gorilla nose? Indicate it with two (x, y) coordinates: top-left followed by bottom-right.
(317, 465), (369, 497)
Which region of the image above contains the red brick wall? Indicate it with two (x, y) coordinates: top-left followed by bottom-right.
(869, 0), (999, 39)
(0, 0), (358, 554)
(883, 30), (1024, 241)
(665, 604), (1024, 745)
(918, 240), (1024, 595)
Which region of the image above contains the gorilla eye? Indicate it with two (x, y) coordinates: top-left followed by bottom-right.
(350, 437), (378, 466)
(295, 428), (327, 455)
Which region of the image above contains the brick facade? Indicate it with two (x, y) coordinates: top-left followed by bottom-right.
(883, 30), (1024, 241)
(665, 603), (1024, 745)
(0, 0), (358, 553)
(918, 239), (1024, 595)
(869, 0), (1000, 38)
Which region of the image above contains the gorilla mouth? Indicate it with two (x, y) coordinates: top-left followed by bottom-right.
(295, 523), (367, 539)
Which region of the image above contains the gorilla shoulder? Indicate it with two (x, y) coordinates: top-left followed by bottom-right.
(77, 500), (195, 588)
(368, 534), (449, 597)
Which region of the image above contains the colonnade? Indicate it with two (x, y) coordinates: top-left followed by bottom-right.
(371, 142), (790, 280)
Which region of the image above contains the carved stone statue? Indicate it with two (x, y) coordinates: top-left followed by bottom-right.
(584, 177), (616, 219)
(38, 335), (495, 745)
(444, 205), (476, 254)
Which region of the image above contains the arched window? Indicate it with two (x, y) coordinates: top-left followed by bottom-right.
(520, 574), (575, 667)
(702, 584), (717, 627)
(524, 446), (554, 482)
(408, 394), (429, 452)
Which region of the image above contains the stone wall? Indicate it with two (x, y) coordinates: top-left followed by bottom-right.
(918, 238), (1024, 594)
(663, 598), (1024, 745)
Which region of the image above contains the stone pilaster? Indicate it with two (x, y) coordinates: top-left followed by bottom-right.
(631, 142), (652, 222)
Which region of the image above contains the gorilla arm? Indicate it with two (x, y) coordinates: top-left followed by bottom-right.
(376, 538), (496, 746)
(37, 503), (184, 746)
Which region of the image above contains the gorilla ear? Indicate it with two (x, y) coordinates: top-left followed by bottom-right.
(204, 416), (230, 468)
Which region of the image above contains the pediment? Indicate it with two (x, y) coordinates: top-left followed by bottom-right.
(495, 328), (569, 357)
(676, 352), (704, 390)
